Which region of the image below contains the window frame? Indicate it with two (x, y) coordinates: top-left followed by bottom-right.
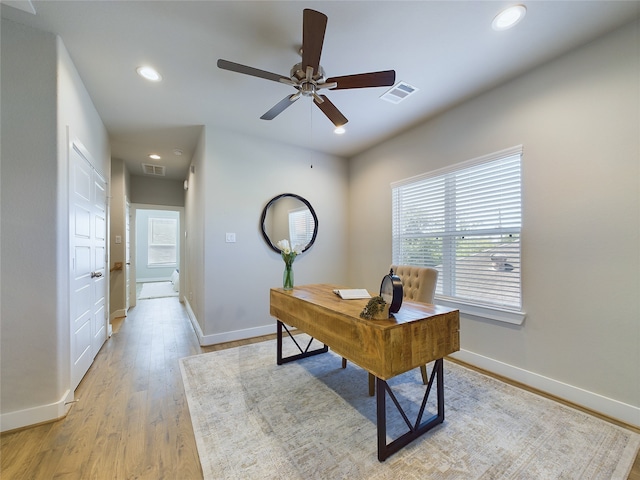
(147, 216), (178, 268)
(391, 145), (526, 325)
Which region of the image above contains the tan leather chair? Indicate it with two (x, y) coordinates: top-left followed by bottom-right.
(391, 264), (438, 305)
(345, 265), (439, 396)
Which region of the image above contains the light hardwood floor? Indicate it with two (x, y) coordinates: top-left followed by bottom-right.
(2, 296), (639, 479)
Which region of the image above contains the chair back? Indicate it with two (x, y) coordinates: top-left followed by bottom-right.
(390, 265), (438, 304)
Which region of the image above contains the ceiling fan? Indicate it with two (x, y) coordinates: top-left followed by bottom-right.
(217, 8), (396, 128)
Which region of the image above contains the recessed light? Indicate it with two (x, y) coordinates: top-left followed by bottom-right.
(334, 127), (346, 135)
(136, 66), (162, 82)
(492, 5), (527, 31)
(148, 154), (161, 160)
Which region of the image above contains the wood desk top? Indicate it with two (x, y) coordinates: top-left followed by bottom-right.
(270, 284), (460, 379)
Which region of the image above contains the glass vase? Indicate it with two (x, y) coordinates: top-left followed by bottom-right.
(283, 263), (294, 290)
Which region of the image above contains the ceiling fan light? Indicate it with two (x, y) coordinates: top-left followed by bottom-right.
(492, 5), (527, 31)
(136, 66), (162, 82)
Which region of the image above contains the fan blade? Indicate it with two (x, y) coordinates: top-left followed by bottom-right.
(301, 9), (327, 75)
(313, 95), (348, 127)
(217, 59), (290, 84)
(326, 70), (396, 90)
(260, 95), (300, 120)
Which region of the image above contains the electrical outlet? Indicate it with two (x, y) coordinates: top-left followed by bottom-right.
(225, 233), (236, 243)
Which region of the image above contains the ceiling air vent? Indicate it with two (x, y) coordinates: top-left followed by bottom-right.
(142, 163), (165, 176)
(380, 82), (418, 104)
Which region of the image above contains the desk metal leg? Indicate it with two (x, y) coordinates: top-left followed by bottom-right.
(376, 358), (445, 461)
(276, 320), (328, 365)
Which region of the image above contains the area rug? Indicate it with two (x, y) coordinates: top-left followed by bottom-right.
(180, 337), (639, 480)
(138, 281), (178, 299)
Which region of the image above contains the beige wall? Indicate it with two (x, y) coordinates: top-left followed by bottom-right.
(184, 129), (207, 333)
(184, 128), (349, 344)
(1, 19), (59, 419)
(130, 175), (185, 207)
(109, 158), (130, 318)
(348, 21), (639, 425)
(1, 19), (109, 430)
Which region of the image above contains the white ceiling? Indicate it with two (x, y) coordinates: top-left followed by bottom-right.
(3, 1), (639, 180)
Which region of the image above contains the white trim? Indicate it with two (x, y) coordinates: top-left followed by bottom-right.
(450, 349), (640, 428)
(183, 298), (203, 341)
(131, 204), (185, 303)
(0, 390), (73, 432)
(436, 298), (526, 325)
(183, 298), (276, 347)
(202, 325), (277, 346)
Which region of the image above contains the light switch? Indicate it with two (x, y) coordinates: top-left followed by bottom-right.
(115, 235), (122, 244)
(225, 233), (236, 243)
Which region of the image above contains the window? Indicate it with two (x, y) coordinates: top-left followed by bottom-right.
(289, 207), (314, 248)
(392, 146), (523, 321)
(148, 217), (177, 266)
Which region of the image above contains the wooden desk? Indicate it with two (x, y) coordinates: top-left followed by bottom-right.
(270, 283), (460, 461)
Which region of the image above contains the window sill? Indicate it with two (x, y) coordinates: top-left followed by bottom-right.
(435, 297), (526, 325)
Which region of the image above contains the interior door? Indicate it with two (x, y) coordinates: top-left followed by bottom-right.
(92, 170), (107, 354)
(69, 140), (107, 391)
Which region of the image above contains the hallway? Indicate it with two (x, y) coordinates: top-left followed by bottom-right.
(0, 298), (272, 479)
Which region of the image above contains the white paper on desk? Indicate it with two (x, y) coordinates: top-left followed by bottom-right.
(333, 289), (371, 300)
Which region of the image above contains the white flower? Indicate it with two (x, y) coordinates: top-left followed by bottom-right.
(276, 239), (291, 254)
(277, 239), (303, 266)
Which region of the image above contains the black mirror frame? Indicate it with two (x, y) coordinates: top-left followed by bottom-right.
(260, 193), (318, 254)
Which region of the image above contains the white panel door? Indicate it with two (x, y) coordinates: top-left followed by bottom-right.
(70, 149), (93, 390)
(70, 141), (107, 391)
(92, 171), (107, 354)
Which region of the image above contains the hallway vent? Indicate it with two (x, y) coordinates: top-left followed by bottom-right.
(142, 163), (166, 176)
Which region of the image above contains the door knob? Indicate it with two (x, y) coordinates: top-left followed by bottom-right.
(91, 271), (103, 278)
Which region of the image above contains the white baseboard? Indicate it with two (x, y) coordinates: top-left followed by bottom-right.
(1, 389), (73, 432)
(201, 324), (277, 346)
(109, 309), (127, 321)
(183, 298), (202, 341)
(450, 349), (640, 428)
(183, 298), (276, 347)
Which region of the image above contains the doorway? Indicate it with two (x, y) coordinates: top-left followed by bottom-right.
(129, 205), (185, 307)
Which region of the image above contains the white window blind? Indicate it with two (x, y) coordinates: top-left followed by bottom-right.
(288, 207), (314, 248)
(392, 146), (522, 312)
(148, 217), (177, 266)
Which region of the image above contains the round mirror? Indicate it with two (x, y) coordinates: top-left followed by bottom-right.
(260, 193), (318, 254)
